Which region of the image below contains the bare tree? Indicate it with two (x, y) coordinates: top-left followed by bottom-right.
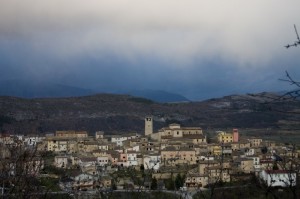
(285, 24), (300, 48)
(278, 71), (300, 101)
(0, 137), (48, 199)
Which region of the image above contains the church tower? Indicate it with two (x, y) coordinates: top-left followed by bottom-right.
(145, 116), (153, 136)
(233, 128), (239, 142)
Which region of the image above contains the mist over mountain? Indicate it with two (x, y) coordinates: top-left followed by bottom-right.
(0, 80), (190, 103)
(0, 80), (94, 98)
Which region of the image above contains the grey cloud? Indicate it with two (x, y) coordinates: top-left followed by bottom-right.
(1, 0), (300, 100)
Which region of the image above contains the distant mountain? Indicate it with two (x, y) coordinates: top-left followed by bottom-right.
(126, 89), (190, 103)
(0, 80), (190, 103)
(0, 80), (94, 98)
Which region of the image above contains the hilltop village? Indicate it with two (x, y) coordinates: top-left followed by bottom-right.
(0, 116), (299, 195)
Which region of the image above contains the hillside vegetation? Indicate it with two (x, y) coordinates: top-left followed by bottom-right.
(0, 93), (299, 135)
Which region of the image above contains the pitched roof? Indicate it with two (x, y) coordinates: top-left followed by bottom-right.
(265, 170), (296, 174)
(183, 134), (205, 139)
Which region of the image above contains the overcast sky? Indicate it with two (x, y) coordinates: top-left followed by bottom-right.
(1, 0), (300, 100)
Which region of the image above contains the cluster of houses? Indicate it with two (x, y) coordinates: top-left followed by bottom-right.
(0, 116), (299, 191)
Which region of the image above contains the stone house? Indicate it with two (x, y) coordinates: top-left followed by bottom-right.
(152, 123), (202, 141)
(182, 134), (207, 145)
(79, 157), (98, 170)
(248, 138), (263, 147)
(161, 146), (196, 165)
(91, 149), (107, 157)
(198, 160), (219, 175)
(217, 131), (233, 143)
(56, 130), (88, 138)
(0, 134), (16, 145)
(46, 137), (71, 152)
(231, 140), (251, 151)
(95, 131), (104, 140)
(247, 155), (260, 172)
(205, 166), (230, 184)
(210, 144), (222, 156)
(233, 158), (254, 173)
(98, 143), (109, 151)
(107, 151), (119, 165)
(185, 173), (209, 188)
(72, 173), (99, 190)
(81, 141), (99, 153)
(54, 155), (69, 168)
(67, 140), (78, 153)
(100, 176), (112, 188)
(119, 152), (128, 167)
(260, 159), (275, 170)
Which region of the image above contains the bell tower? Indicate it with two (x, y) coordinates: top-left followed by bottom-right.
(145, 116), (153, 136)
(233, 128), (239, 142)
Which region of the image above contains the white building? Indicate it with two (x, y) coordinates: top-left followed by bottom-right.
(198, 155), (214, 161)
(127, 151), (138, 166)
(24, 135), (45, 146)
(111, 135), (128, 146)
(128, 145), (140, 152)
(111, 133), (140, 147)
(259, 170), (296, 187)
(143, 153), (160, 170)
(248, 156), (260, 171)
(245, 148), (255, 156)
(97, 156), (109, 166)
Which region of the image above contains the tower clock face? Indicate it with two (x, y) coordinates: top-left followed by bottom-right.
(146, 118), (152, 121)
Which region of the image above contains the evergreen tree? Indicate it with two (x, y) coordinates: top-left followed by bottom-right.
(175, 174), (183, 189)
(140, 164), (145, 171)
(151, 177), (157, 190)
(165, 178), (175, 190)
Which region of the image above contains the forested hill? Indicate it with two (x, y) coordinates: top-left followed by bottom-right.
(0, 93), (299, 135)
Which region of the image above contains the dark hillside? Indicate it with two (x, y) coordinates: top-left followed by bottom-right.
(0, 93), (298, 135)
